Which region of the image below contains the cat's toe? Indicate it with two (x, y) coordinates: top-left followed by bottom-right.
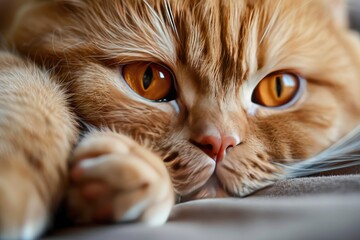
(0, 168), (49, 240)
(66, 132), (174, 225)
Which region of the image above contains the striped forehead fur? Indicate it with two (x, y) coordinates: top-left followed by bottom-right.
(48, 0), (329, 96)
(60, 0), (177, 65)
(60, 0), (263, 96)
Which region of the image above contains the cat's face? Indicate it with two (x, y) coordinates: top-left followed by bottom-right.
(8, 0), (360, 199)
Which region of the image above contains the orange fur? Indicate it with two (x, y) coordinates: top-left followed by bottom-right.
(1, 0), (360, 238)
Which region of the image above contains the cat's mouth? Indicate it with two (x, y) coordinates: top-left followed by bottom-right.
(180, 175), (231, 202)
(171, 147), (239, 201)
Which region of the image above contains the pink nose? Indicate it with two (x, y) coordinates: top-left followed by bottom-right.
(193, 135), (238, 162)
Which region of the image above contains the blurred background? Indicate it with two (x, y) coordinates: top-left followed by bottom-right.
(0, 0), (27, 34)
(349, 0), (360, 30)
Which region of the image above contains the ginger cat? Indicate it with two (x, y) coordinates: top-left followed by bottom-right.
(1, 0), (360, 239)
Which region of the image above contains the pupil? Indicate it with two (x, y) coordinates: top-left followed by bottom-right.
(143, 66), (153, 90)
(276, 76), (282, 98)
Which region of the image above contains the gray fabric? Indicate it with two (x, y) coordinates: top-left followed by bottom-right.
(47, 175), (360, 240)
(350, 0), (360, 30)
(254, 175), (360, 197)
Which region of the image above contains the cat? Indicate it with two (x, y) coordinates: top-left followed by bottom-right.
(1, 0), (360, 239)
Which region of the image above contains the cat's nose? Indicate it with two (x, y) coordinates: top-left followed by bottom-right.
(192, 135), (239, 162)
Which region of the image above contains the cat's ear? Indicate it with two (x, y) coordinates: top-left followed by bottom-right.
(320, 0), (349, 28)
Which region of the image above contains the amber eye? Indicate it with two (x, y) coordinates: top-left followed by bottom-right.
(251, 72), (301, 108)
(122, 62), (176, 102)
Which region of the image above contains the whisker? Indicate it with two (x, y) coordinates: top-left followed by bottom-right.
(278, 125), (360, 178)
(259, 0), (282, 44)
(277, 161), (360, 177)
(164, 0), (179, 39)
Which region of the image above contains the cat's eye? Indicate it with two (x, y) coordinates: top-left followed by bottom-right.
(251, 72), (302, 108)
(122, 62), (176, 102)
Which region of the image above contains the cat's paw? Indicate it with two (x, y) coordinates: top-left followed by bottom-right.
(0, 157), (49, 240)
(67, 131), (174, 226)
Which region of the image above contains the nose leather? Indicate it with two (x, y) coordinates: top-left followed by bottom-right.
(191, 130), (240, 162)
(196, 135), (222, 160)
(216, 136), (238, 162)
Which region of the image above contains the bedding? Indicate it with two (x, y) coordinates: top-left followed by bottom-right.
(48, 175), (360, 240)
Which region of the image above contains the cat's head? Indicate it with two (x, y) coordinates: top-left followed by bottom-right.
(8, 0), (360, 199)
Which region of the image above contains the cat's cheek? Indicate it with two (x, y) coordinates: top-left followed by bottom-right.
(167, 149), (216, 197)
(215, 145), (281, 196)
